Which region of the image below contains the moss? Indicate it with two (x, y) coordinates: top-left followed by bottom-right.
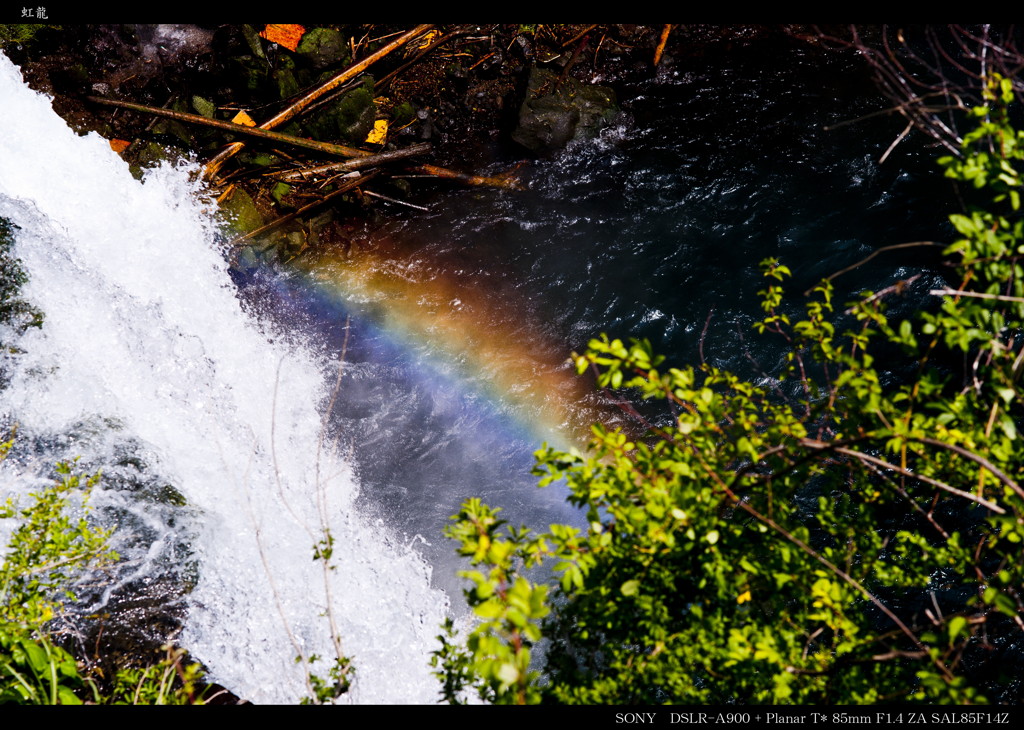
(0, 24), (56, 48)
(332, 82), (376, 143)
(297, 27), (349, 69)
(219, 186), (263, 234)
(392, 101), (417, 126)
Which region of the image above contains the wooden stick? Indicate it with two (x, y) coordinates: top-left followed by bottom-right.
(364, 190), (430, 212)
(799, 441), (1006, 514)
(274, 143), (431, 182)
(930, 287), (1024, 304)
(87, 96), (373, 159)
(553, 34), (589, 94)
(407, 163), (523, 190)
(654, 24), (673, 67)
(229, 169), (382, 246)
(807, 241), (943, 295)
(562, 25), (598, 47)
(204, 24), (435, 180)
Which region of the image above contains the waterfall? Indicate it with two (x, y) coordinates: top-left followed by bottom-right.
(0, 51), (448, 704)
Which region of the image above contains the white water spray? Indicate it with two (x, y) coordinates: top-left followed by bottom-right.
(0, 52), (448, 704)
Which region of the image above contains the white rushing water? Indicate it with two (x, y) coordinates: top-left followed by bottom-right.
(0, 52), (448, 703)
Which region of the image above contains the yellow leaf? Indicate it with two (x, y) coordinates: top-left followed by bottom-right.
(737, 590), (752, 604)
(415, 30), (439, 51)
(260, 24), (306, 52)
(231, 110), (256, 127)
(365, 119), (388, 145)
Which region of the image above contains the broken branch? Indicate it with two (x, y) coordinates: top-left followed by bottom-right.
(654, 25), (673, 67)
(273, 143), (431, 183)
(406, 163), (523, 190)
(87, 95), (372, 160)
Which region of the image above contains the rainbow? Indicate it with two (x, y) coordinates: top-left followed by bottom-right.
(285, 230), (610, 453)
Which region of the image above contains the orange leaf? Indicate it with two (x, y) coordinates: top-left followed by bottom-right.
(260, 24), (306, 52)
(109, 139), (131, 154)
(231, 110), (257, 127)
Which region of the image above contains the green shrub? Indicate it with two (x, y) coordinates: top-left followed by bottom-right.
(0, 437), (115, 703)
(0, 438), (208, 704)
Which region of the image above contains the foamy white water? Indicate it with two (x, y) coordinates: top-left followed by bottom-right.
(0, 52), (448, 703)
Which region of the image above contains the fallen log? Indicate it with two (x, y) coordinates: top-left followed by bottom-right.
(87, 95), (373, 160)
(405, 163), (524, 190)
(273, 143), (431, 182)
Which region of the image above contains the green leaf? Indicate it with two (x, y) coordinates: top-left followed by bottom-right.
(947, 616), (967, 644)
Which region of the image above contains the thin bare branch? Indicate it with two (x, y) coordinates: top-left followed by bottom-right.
(810, 241), (942, 295)
(879, 121), (914, 164)
(930, 287), (1024, 304)
(908, 436), (1024, 501)
(798, 441), (1007, 514)
(273, 143), (432, 182)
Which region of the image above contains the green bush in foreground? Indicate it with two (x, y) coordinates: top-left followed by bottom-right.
(0, 437), (207, 704)
(433, 76), (1024, 704)
(0, 437), (114, 704)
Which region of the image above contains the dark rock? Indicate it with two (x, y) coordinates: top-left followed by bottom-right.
(135, 25), (214, 66)
(220, 186), (263, 234)
(297, 27), (348, 70)
(333, 81), (377, 143)
(512, 66), (618, 154)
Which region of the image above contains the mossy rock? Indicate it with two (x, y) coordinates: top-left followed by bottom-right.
(273, 54), (300, 100)
(155, 484), (188, 507)
(333, 82), (376, 143)
(274, 65), (300, 101)
(0, 217), (44, 390)
(219, 186), (263, 234)
(127, 141), (179, 179)
(392, 101), (416, 126)
(232, 55), (271, 94)
(512, 66), (619, 153)
(305, 78), (377, 144)
(297, 27), (349, 69)
(191, 95), (216, 118)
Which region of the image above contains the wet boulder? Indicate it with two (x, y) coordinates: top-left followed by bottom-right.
(297, 27), (348, 69)
(512, 66), (618, 153)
